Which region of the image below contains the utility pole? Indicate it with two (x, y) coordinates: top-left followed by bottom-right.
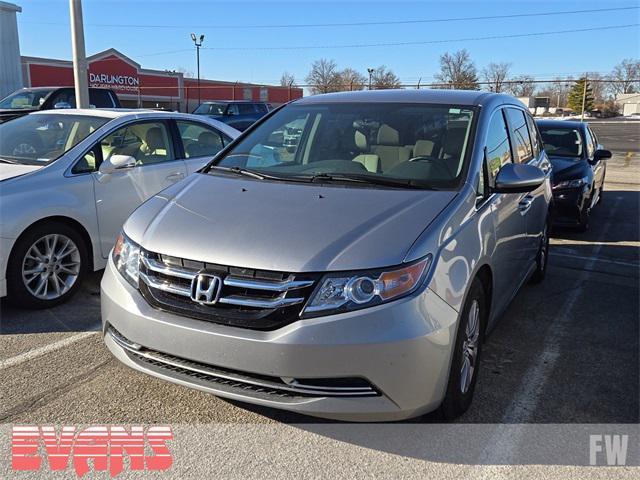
(580, 74), (588, 122)
(191, 33), (204, 107)
(367, 68), (374, 90)
(69, 0), (89, 108)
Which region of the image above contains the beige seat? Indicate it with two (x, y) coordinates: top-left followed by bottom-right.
(352, 130), (380, 173)
(413, 139), (435, 158)
(372, 124), (412, 172)
(439, 127), (468, 177)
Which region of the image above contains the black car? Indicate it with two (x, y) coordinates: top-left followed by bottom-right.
(192, 100), (269, 131)
(536, 119), (611, 231)
(0, 87), (121, 123)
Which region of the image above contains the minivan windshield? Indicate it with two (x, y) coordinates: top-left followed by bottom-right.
(209, 103), (476, 189)
(194, 103), (227, 115)
(0, 113), (110, 165)
(538, 126), (583, 158)
(0, 89), (53, 110)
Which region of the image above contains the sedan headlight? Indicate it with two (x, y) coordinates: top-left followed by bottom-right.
(553, 178), (586, 190)
(303, 255), (432, 317)
(112, 232), (140, 288)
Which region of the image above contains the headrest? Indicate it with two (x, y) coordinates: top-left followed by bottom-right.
(145, 127), (164, 151)
(198, 131), (220, 146)
(376, 124), (399, 146)
(354, 130), (368, 151)
(414, 140), (435, 157)
(443, 128), (467, 155)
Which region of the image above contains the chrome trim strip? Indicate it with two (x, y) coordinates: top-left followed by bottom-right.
(139, 271), (191, 297)
(108, 327), (376, 397)
(223, 276), (313, 292)
(218, 294), (305, 308)
(141, 256), (197, 280)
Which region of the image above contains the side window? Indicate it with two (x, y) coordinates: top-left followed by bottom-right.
(50, 90), (76, 108)
(100, 121), (175, 166)
(238, 103), (256, 115)
(585, 128), (596, 157)
(89, 90), (114, 108)
(525, 113), (541, 156)
(226, 104), (239, 116)
(177, 121), (225, 158)
(71, 145), (100, 174)
(505, 108), (534, 163)
(485, 110), (513, 180)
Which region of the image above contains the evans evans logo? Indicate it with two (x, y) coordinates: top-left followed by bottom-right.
(11, 425), (173, 477)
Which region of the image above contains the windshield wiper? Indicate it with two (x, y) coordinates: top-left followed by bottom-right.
(304, 172), (431, 190)
(0, 158), (19, 164)
(209, 165), (308, 183)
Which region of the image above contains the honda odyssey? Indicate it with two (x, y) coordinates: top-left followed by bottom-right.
(102, 90), (552, 421)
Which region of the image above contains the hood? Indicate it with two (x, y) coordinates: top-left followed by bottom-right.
(0, 163), (43, 181)
(548, 156), (589, 183)
(127, 173), (456, 272)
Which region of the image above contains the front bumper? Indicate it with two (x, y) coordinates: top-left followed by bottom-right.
(0, 237), (15, 297)
(101, 258), (460, 422)
(551, 186), (588, 224)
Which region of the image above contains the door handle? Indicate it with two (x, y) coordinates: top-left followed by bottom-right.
(165, 172), (185, 182)
(518, 195), (534, 214)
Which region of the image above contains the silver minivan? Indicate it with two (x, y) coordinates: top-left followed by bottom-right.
(101, 90), (552, 421)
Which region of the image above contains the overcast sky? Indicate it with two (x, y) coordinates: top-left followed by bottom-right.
(15, 0), (640, 85)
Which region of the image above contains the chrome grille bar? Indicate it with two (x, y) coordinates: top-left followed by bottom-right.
(223, 276), (313, 292)
(139, 271), (191, 297)
(218, 294), (305, 308)
(141, 256), (197, 280)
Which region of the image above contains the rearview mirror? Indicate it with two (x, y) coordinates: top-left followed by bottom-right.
(593, 149), (612, 161)
(99, 154), (136, 175)
(493, 163), (545, 194)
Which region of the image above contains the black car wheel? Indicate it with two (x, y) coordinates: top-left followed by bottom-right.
(530, 219), (550, 284)
(439, 278), (486, 420)
(577, 204), (591, 232)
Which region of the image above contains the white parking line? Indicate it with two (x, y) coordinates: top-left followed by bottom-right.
(475, 197), (622, 472)
(0, 331), (98, 370)
(550, 251), (640, 268)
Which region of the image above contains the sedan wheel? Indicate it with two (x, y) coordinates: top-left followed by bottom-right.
(22, 234), (81, 300)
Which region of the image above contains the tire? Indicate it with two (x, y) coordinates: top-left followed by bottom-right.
(529, 218), (550, 284)
(597, 185), (604, 206)
(6, 222), (88, 309)
(439, 279), (486, 420)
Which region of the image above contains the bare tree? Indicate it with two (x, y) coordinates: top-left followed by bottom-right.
(607, 58), (640, 95)
(434, 50), (479, 90)
(305, 59), (340, 94)
(336, 68), (366, 91)
(507, 75), (536, 97)
(586, 72), (606, 103)
(481, 62), (511, 92)
(279, 71), (296, 87)
(370, 66), (402, 89)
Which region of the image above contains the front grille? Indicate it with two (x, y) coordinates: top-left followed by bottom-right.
(108, 326), (379, 400)
(138, 250), (318, 330)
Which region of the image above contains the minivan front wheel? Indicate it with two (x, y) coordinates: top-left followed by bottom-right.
(7, 222), (88, 309)
(439, 279), (486, 420)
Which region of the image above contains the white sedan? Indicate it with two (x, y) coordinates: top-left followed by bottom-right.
(0, 109), (240, 307)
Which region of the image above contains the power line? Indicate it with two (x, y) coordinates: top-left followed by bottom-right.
(19, 6), (639, 30)
(200, 24), (640, 51)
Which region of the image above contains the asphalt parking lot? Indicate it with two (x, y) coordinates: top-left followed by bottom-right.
(0, 121), (638, 478)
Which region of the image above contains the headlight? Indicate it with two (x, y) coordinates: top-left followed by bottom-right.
(553, 178), (586, 190)
(303, 255), (432, 317)
(112, 232), (140, 288)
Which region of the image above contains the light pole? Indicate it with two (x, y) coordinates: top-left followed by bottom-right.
(69, 0), (89, 108)
(367, 68), (374, 90)
(191, 33), (204, 107)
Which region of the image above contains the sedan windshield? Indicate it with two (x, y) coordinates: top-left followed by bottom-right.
(0, 113), (110, 165)
(194, 103), (227, 115)
(538, 126), (583, 158)
(210, 103), (475, 189)
(0, 89), (53, 110)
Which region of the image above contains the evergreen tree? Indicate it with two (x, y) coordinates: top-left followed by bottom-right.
(567, 77), (595, 113)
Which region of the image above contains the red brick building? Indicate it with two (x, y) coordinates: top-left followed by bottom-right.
(21, 48), (303, 111)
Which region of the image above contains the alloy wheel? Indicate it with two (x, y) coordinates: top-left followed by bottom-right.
(460, 299), (481, 394)
(21, 234), (81, 300)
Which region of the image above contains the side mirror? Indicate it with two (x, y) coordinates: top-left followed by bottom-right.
(593, 149), (612, 161)
(53, 101), (72, 109)
(493, 163), (545, 194)
(99, 154), (136, 175)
